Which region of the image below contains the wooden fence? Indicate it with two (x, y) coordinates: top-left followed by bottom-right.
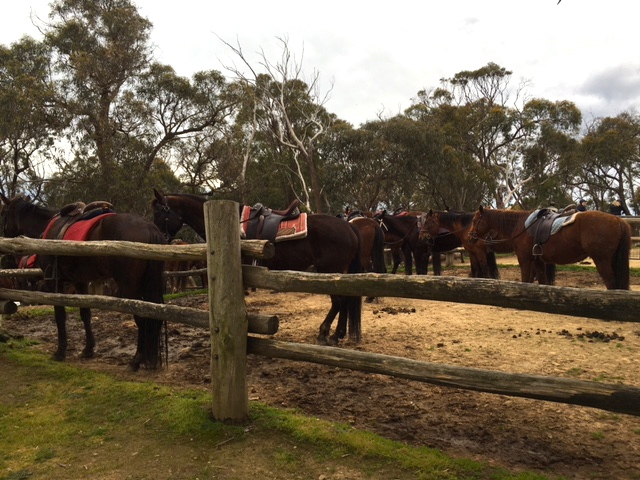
(1, 200), (640, 423)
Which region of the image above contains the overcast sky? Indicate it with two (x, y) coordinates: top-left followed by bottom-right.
(2, 0), (639, 127)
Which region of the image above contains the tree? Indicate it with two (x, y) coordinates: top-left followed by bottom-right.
(220, 36), (334, 213)
(581, 113), (640, 214)
(0, 37), (65, 199)
(45, 0), (153, 198)
(42, 0), (236, 212)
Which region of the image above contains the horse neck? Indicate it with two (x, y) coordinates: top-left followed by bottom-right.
(384, 215), (418, 240)
(172, 195), (207, 238)
(485, 210), (527, 239)
(18, 203), (56, 238)
(439, 212), (473, 239)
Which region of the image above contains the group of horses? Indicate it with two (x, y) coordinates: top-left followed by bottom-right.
(0, 190), (632, 372)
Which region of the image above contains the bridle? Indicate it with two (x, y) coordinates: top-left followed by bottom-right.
(156, 202), (183, 242)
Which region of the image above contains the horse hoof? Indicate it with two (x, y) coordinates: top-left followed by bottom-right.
(327, 335), (341, 346)
(316, 336), (330, 345)
(52, 352), (66, 362)
(80, 349), (95, 359)
(128, 361), (141, 372)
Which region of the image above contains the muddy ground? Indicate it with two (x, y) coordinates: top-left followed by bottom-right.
(3, 260), (640, 480)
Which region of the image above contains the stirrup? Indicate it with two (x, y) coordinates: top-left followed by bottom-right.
(532, 244), (543, 256)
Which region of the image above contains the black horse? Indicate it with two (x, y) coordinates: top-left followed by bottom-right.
(1, 193), (166, 370)
(152, 189), (363, 345)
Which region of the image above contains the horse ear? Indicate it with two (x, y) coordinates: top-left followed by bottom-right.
(478, 205), (484, 213)
(0, 192), (9, 205)
(153, 188), (166, 205)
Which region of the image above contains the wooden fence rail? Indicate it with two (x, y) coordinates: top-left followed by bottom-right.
(2, 200), (640, 423)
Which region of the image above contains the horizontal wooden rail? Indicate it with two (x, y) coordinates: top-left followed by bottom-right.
(0, 287), (278, 335)
(247, 336), (640, 416)
(0, 237), (274, 261)
(242, 266), (640, 322)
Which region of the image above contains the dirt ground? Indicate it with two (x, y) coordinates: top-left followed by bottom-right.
(3, 258), (640, 480)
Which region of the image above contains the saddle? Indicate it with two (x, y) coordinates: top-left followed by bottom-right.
(242, 200), (304, 243)
(526, 208), (579, 256)
(44, 201), (115, 240)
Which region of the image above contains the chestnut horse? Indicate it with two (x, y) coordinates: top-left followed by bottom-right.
(152, 190), (363, 344)
(1, 193), (166, 369)
(468, 206), (630, 290)
(418, 210), (499, 278)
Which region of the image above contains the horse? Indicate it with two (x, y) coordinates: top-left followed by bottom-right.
(0, 193), (167, 369)
(373, 210), (427, 275)
(468, 206), (631, 290)
(338, 213), (387, 275)
(375, 209), (461, 276)
(418, 210), (500, 278)
(152, 189), (363, 345)
(163, 239), (203, 293)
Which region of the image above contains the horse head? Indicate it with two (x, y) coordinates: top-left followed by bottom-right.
(151, 189), (183, 241)
(418, 210), (440, 243)
(468, 206), (491, 244)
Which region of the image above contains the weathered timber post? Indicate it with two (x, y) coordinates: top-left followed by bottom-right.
(205, 200), (248, 422)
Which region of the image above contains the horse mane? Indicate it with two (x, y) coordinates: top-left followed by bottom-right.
(166, 193), (207, 204)
(13, 196), (57, 219)
(484, 208), (529, 236)
(437, 211), (474, 228)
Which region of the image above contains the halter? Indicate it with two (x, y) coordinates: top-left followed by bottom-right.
(156, 203), (183, 242)
(376, 215), (419, 247)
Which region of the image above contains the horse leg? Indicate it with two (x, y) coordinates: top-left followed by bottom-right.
(391, 247), (402, 274)
(403, 244), (413, 275)
(79, 307), (95, 358)
(318, 295), (344, 345)
(53, 305), (68, 361)
(73, 283), (95, 358)
(432, 251), (442, 276)
(329, 297), (350, 345)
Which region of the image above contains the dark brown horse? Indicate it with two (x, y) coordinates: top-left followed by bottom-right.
(1, 193), (166, 369)
(374, 210), (427, 275)
(339, 214), (386, 275)
(468, 206), (631, 290)
(152, 190), (363, 344)
(418, 210), (500, 278)
(375, 209), (463, 276)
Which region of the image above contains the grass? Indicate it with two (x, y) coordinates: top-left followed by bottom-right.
(0, 337), (560, 480)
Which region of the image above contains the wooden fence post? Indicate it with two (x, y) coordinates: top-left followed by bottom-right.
(205, 200), (248, 422)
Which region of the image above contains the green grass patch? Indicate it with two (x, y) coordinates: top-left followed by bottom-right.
(0, 339), (559, 480)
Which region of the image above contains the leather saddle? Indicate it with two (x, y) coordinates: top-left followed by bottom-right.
(244, 200), (301, 243)
(48, 201), (114, 240)
(527, 208), (577, 256)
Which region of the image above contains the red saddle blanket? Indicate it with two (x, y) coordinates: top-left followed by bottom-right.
(240, 206), (307, 242)
(43, 213), (116, 241)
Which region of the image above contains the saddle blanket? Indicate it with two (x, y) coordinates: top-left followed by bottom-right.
(240, 206), (308, 242)
(525, 209), (579, 235)
(43, 213), (116, 241)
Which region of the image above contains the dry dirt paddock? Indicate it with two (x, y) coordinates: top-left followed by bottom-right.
(3, 258), (640, 480)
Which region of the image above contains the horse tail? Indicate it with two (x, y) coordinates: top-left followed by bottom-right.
(486, 251), (500, 279)
(613, 221), (631, 290)
(136, 256), (166, 369)
(545, 263), (557, 285)
(372, 225), (387, 274)
(347, 224), (363, 341)
(347, 296), (362, 342)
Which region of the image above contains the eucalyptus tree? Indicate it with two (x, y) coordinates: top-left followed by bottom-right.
(42, 0), (236, 212)
(411, 63), (533, 208)
(511, 99), (582, 209)
(220, 36), (334, 213)
(44, 0), (153, 204)
(0, 37), (66, 199)
(581, 112), (640, 214)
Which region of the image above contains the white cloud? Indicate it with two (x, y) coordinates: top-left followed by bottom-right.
(2, 0), (640, 125)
